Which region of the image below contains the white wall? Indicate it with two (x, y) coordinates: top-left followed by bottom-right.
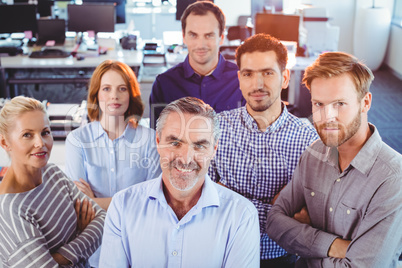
(385, 25), (402, 78)
(307, 0), (356, 53)
(307, 0), (401, 77)
(215, 0), (251, 26)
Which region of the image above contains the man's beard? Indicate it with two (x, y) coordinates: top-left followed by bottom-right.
(247, 89), (277, 112)
(315, 109), (362, 147)
(168, 160), (201, 191)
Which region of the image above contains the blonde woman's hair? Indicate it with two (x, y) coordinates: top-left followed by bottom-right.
(0, 96), (47, 137)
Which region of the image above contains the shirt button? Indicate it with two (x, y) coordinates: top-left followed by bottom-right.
(329, 207), (333, 212)
(176, 225), (180, 230)
(110, 151), (114, 154)
(311, 192), (315, 197)
(347, 209), (351, 215)
(172, 251), (178, 256)
(336, 178), (341, 182)
(111, 168), (115, 172)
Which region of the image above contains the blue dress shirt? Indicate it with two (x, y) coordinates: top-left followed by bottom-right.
(149, 54), (245, 128)
(65, 121), (162, 267)
(208, 106), (319, 260)
(99, 174), (260, 268)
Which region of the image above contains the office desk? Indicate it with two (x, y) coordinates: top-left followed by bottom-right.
(0, 48), (143, 99)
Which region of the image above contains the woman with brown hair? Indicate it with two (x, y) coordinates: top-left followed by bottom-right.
(65, 60), (161, 267)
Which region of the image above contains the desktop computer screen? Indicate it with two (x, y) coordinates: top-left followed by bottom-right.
(36, 19), (66, 45)
(254, 13), (300, 45)
(0, 4), (38, 35)
(67, 3), (115, 33)
(82, 0), (126, 24)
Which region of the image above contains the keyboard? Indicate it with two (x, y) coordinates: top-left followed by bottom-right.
(29, 49), (71, 59)
(0, 39), (23, 47)
(0, 40), (23, 55)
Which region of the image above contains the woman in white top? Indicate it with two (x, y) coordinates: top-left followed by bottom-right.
(65, 60), (161, 267)
(0, 96), (105, 267)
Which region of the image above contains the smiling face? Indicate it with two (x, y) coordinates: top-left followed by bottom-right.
(311, 73), (371, 148)
(183, 11), (224, 74)
(97, 70), (130, 119)
(156, 112), (217, 193)
(1, 110), (53, 171)
(238, 51), (289, 115)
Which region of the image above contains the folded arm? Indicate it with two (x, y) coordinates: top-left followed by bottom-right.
(56, 179), (106, 265)
(267, 166), (402, 266)
(266, 165), (338, 259)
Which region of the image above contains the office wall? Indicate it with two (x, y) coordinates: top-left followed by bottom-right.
(306, 0), (355, 54)
(354, 0), (401, 77)
(385, 25), (402, 78)
(213, 0), (402, 77)
(294, 0), (401, 77)
(215, 0), (251, 26)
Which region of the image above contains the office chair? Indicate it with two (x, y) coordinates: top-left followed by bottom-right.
(220, 26), (252, 62)
(226, 26), (252, 42)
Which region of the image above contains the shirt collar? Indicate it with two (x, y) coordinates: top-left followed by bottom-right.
(350, 123), (382, 175)
(240, 103), (289, 133)
(326, 123), (381, 176)
(183, 54), (226, 79)
(148, 174), (220, 210)
(92, 120), (133, 141)
(93, 121), (107, 140)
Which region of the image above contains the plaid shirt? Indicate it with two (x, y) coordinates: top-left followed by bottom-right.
(208, 105), (319, 260)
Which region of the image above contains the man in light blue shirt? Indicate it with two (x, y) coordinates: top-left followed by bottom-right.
(99, 97), (260, 267)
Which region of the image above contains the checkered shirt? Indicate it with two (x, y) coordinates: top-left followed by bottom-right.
(208, 105), (319, 260)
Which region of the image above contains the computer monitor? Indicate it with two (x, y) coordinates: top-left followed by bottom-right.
(36, 19), (66, 45)
(67, 3), (115, 34)
(82, 0), (126, 24)
(0, 4), (38, 35)
(176, 0), (214, 21)
(37, 0), (54, 17)
(254, 13), (300, 45)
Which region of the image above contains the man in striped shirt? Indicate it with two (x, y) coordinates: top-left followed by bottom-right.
(208, 34), (318, 267)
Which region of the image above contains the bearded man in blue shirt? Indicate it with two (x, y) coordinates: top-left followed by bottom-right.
(149, 1), (244, 128)
(208, 33), (319, 267)
(99, 97), (260, 267)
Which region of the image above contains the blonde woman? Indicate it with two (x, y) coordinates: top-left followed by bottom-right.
(0, 96), (106, 267)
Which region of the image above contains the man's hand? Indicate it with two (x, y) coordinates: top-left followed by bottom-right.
(270, 191), (281, 205)
(293, 206), (311, 225)
(75, 198), (95, 232)
(328, 238), (351, 259)
(74, 178), (96, 199)
(217, 182), (227, 188)
(51, 252), (71, 265)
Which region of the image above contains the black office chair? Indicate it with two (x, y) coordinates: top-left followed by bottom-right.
(221, 26), (252, 62)
(226, 26), (252, 42)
